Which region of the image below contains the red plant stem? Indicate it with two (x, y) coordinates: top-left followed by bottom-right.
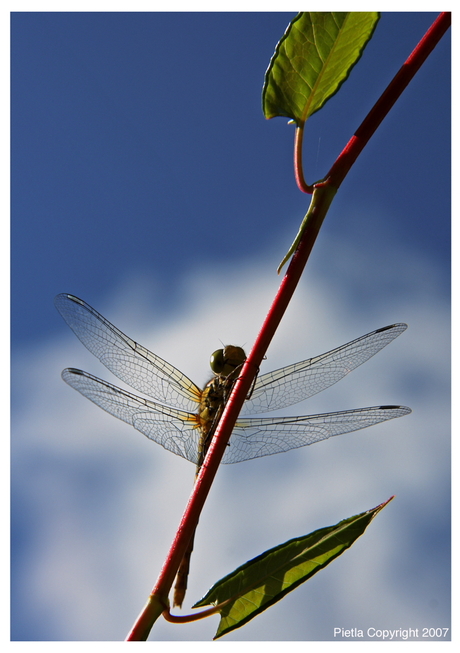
(329, 11), (450, 188)
(126, 187), (333, 642)
(296, 11), (451, 192)
(126, 12), (450, 640)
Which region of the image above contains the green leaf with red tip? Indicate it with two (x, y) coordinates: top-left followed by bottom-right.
(194, 497), (393, 639)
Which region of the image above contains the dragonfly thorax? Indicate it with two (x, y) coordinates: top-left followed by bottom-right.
(196, 347), (246, 469)
(196, 375), (233, 466)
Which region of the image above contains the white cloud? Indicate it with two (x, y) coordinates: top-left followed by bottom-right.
(11, 227), (450, 642)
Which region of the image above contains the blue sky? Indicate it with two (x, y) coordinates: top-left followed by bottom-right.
(11, 11), (450, 642)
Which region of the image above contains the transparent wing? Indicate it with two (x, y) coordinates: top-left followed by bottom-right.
(223, 405), (411, 464)
(62, 368), (201, 464)
(62, 369), (410, 467)
(241, 324), (407, 415)
(55, 294), (201, 411)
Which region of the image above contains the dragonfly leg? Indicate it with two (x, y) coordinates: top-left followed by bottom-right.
(245, 367), (259, 400)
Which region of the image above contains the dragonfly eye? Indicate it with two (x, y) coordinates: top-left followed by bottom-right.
(210, 345), (247, 376)
(210, 349), (225, 374)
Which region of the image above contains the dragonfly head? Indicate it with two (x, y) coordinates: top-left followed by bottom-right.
(210, 345), (247, 377)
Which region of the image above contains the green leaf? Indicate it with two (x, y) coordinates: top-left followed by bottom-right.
(194, 497), (393, 639)
(263, 12), (380, 124)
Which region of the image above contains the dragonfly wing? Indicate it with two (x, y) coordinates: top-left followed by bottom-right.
(55, 294), (201, 411)
(223, 405), (411, 464)
(241, 324), (408, 415)
(62, 368), (200, 464)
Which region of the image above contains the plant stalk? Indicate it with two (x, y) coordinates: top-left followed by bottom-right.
(125, 12), (450, 640)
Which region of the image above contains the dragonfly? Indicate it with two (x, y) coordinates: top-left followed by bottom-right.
(54, 293), (411, 607)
